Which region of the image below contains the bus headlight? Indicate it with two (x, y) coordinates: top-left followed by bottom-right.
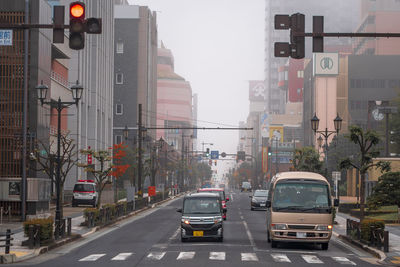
(271, 224), (287, 230)
(316, 225), (332, 231)
(214, 216), (222, 223)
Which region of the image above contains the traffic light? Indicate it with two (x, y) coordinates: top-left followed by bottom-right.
(313, 16), (324, 53)
(69, 2), (85, 50)
(290, 13), (305, 59)
(237, 151), (245, 162)
(209, 159), (212, 166)
(53, 6), (65, 43)
(214, 160), (217, 166)
(274, 13), (305, 59)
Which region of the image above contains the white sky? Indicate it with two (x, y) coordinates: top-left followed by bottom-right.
(128, 0), (265, 176)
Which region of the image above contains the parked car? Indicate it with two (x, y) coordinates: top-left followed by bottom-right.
(250, 189), (269, 210)
(241, 181), (252, 192)
(197, 188), (229, 220)
(177, 192), (225, 242)
(72, 180), (97, 207)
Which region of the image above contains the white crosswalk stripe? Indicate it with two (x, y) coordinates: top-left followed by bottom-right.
(177, 251), (195, 260)
(78, 254), (106, 261)
(111, 253), (133, 261)
(147, 252), (166, 260)
(271, 253), (291, 263)
(241, 252), (258, 261)
(302, 255), (324, 264)
(332, 256), (356, 265)
(209, 252), (225, 261)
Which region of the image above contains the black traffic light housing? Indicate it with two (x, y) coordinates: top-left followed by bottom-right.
(53, 6), (65, 43)
(274, 13), (305, 59)
(69, 1), (86, 50)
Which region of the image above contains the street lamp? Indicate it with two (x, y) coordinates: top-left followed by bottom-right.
(35, 80), (83, 240)
(311, 113), (342, 178)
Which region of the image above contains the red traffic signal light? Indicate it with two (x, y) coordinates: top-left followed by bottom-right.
(69, 2), (85, 50)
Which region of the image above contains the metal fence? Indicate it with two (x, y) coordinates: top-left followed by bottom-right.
(0, 229), (13, 254)
(346, 218), (389, 252)
(85, 191), (170, 228)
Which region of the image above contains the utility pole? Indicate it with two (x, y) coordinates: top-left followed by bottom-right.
(138, 104), (143, 198)
(275, 138), (279, 175)
(180, 132), (184, 192)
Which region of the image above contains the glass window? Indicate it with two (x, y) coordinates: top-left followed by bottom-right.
(115, 135), (122, 144)
(116, 41), (124, 53)
(116, 104), (123, 115)
(73, 184), (95, 192)
(272, 182), (331, 213)
(116, 73), (123, 84)
(183, 198), (221, 214)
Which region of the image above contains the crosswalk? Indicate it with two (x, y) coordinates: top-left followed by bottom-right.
(77, 251), (356, 265)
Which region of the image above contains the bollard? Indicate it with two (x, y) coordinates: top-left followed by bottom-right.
(61, 218), (66, 238)
(28, 225), (34, 249)
(5, 229), (11, 254)
(67, 217), (72, 236)
(384, 230), (389, 252)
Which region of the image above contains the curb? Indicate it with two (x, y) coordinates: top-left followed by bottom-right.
(6, 193), (186, 264)
(337, 234), (386, 261)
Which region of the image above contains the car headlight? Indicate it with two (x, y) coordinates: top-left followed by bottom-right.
(316, 225), (332, 231)
(214, 216), (222, 223)
(271, 224), (287, 230)
(181, 216), (190, 224)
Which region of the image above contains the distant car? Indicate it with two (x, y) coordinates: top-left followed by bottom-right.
(250, 190), (268, 210)
(241, 182), (252, 192)
(72, 180), (97, 207)
(177, 192), (225, 242)
(197, 188), (229, 220)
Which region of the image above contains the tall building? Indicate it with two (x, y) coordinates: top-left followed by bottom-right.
(355, 0), (400, 55)
(113, 4), (158, 148)
(0, 0), (53, 215)
(264, 0), (359, 115)
(156, 44), (193, 152)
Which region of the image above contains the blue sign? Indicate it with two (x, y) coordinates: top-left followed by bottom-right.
(0, 30), (13, 46)
(210, 150), (219, 159)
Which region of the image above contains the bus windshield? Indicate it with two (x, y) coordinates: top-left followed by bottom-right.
(272, 182), (331, 213)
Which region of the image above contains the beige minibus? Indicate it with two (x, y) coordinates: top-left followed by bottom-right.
(266, 171), (339, 250)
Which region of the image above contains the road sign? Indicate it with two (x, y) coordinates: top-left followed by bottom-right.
(210, 150), (219, 159)
(332, 171), (341, 181)
(221, 152), (226, 158)
(0, 30), (13, 46)
(148, 186), (156, 197)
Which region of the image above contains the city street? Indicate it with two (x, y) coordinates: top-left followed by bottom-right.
(12, 190), (379, 267)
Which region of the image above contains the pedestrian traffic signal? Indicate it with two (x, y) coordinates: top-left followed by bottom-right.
(69, 2), (85, 50)
(214, 160), (217, 166)
(209, 159), (212, 166)
(53, 6), (65, 43)
(237, 151), (246, 162)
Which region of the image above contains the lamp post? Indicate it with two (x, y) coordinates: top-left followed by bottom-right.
(35, 80), (83, 239)
(311, 113), (342, 179)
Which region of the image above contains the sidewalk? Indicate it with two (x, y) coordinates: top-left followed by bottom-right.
(335, 212), (400, 266)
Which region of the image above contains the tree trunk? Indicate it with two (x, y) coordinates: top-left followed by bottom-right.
(359, 171), (366, 221)
(97, 189), (102, 208)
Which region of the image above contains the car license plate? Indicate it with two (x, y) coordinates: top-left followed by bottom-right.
(260, 203), (266, 207)
(296, 232), (306, 238)
(193, 231), (203, 237)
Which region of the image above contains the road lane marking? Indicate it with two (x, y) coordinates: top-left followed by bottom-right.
(241, 253), (258, 261)
(332, 256), (356, 265)
(147, 252), (166, 260)
(271, 253), (291, 263)
(302, 255), (323, 263)
(177, 251), (195, 260)
(111, 253), (133, 261)
(78, 254), (106, 261)
(169, 227), (180, 241)
(209, 252), (225, 260)
(240, 215), (244, 219)
(242, 220), (255, 247)
(230, 193), (234, 201)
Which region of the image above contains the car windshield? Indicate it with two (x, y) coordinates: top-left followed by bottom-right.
(183, 198), (221, 214)
(254, 190), (268, 197)
(200, 190), (224, 200)
(272, 182), (330, 213)
(74, 184), (95, 192)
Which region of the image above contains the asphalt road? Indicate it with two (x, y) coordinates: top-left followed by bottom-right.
(15, 190), (379, 267)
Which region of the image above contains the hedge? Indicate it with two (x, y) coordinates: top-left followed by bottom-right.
(23, 217), (54, 241)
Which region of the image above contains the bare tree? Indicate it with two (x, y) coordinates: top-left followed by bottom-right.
(31, 132), (78, 217)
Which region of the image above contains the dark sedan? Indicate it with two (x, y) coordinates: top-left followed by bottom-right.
(250, 189), (268, 210)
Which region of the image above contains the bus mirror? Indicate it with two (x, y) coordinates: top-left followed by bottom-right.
(334, 199), (339, 207)
(176, 208), (182, 213)
(266, 200), (271, 208)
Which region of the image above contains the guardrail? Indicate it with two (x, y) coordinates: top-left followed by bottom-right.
(0, 229), (13, 254)
(346, 218), (389, 252)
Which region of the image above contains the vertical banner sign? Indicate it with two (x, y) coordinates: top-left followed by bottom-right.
(269, 126), (284, 143)
(148, 186), (156, 197)
(262, 147), (269, 173)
